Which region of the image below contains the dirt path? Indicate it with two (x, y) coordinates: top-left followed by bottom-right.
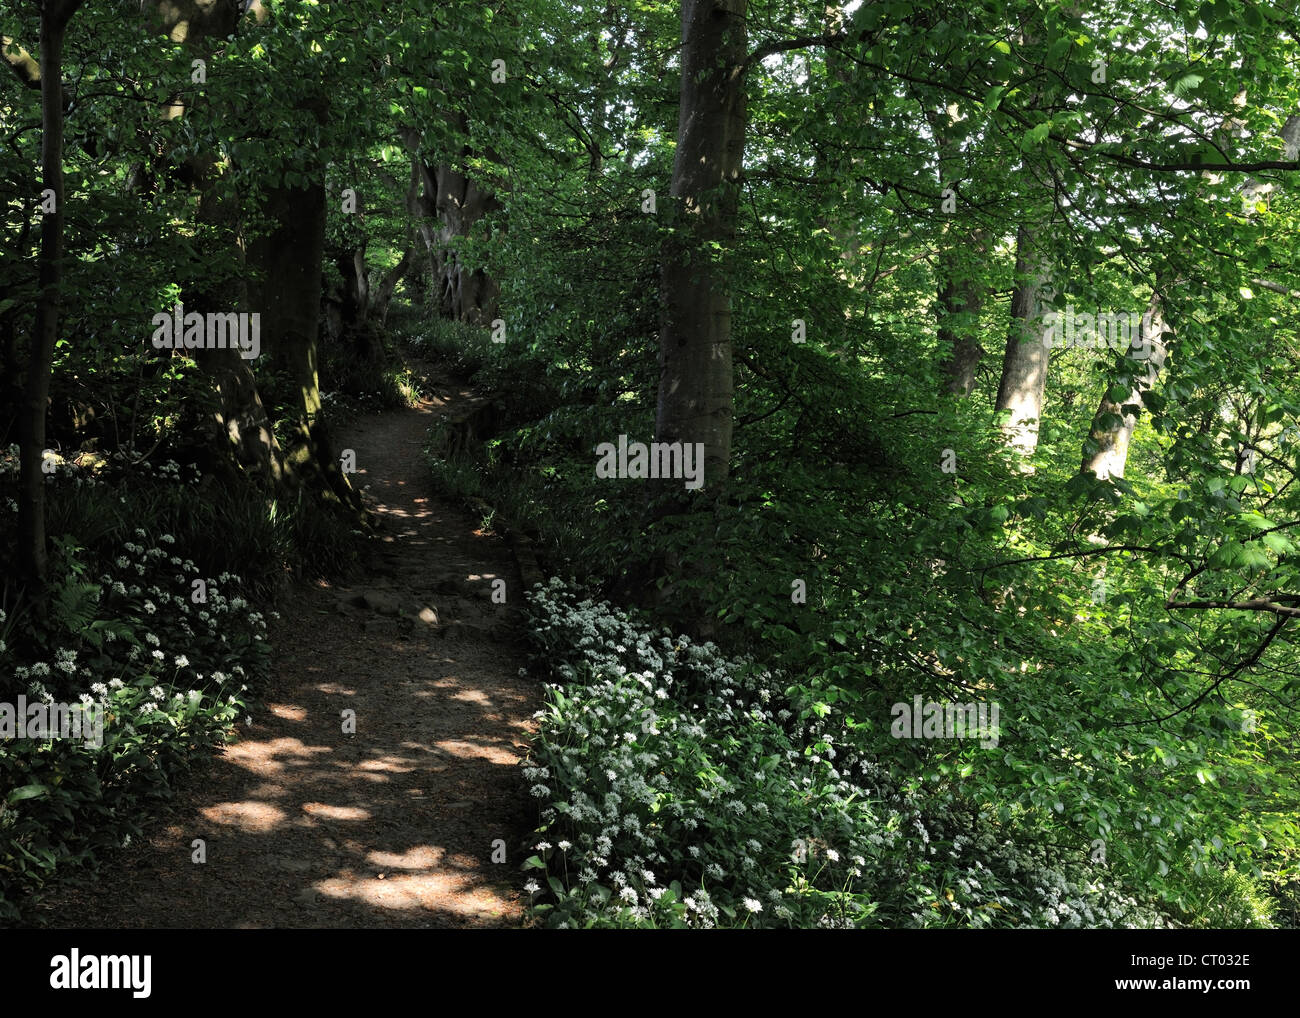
(32, 381), (540, 928)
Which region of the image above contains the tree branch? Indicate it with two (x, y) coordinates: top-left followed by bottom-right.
(744, 31), (846, 69)
(2, 35), (42, 90)
(1167, 598), (1300, 618)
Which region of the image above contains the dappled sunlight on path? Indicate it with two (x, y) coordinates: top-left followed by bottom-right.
(33, 387), (539, 929)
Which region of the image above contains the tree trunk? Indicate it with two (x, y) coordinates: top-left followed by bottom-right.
(372, 244), (414, 325)
(350, 245), (370, 319)
(139, 0), (290, 490)
(17, 0), (83, 592)
(142, 0), (358, 512)
(0, 201), (35, 443)
(402, 122), (501, 325)
(327, 241), (384, 361)
(398, 131), (437, 309)
(994, 224), (1053, 460)
(187, 155), (288, 490)
(246, 182), (363, 513)
(938, 266), (984, 397)
(653, 0), (747, 508)
(193, 343), (285, 489)
(927, 102), (985, 397)
(1080, 295), (1167, 480)
(431, 161), (500, 324)
(814, 3), (860, 274)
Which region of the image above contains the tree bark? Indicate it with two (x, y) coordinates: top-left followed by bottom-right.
(1080, 294), (1167, 479)
(402, 121), (501, 325)
(246, 181), (363, 513)
(187, 154), (288, 490)
(994, 224), (1053, 460)
(937, 259), (984, 397)
(0, 200), (35, 442)
(139, 0), (288, 490)
(924, 99), (986, 397)
(653, 0), (748, 507)
(17, 0), (83, 592)
(434, 159), (500, 324)
(814, 3), (860, 274)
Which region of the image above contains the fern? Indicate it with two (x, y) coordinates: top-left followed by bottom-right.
(52, 581), (101, 636)
(47, 536), (101, 635)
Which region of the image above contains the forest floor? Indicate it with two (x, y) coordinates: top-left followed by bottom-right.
(31, 366), (540, 928)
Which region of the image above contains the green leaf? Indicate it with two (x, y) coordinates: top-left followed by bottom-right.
(1022, 121), (1051, 149)
(1262, 532), (1294, 555)
(7, 784), (52, 804)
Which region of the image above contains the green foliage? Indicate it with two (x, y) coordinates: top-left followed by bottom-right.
(520, 580), (1175, 929)
(1175, 865), (1276, 929)
(399, 316), (509, 379)
(0, 678), (242, 923)
(0, 486), (271, 922)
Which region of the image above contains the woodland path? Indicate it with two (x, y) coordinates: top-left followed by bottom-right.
(32, 373), (540, 928)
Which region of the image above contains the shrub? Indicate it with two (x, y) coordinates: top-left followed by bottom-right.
(0, 453), (274, 923)
(518, 579), (1173, 929)
(1176, 865), (1276, 929)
